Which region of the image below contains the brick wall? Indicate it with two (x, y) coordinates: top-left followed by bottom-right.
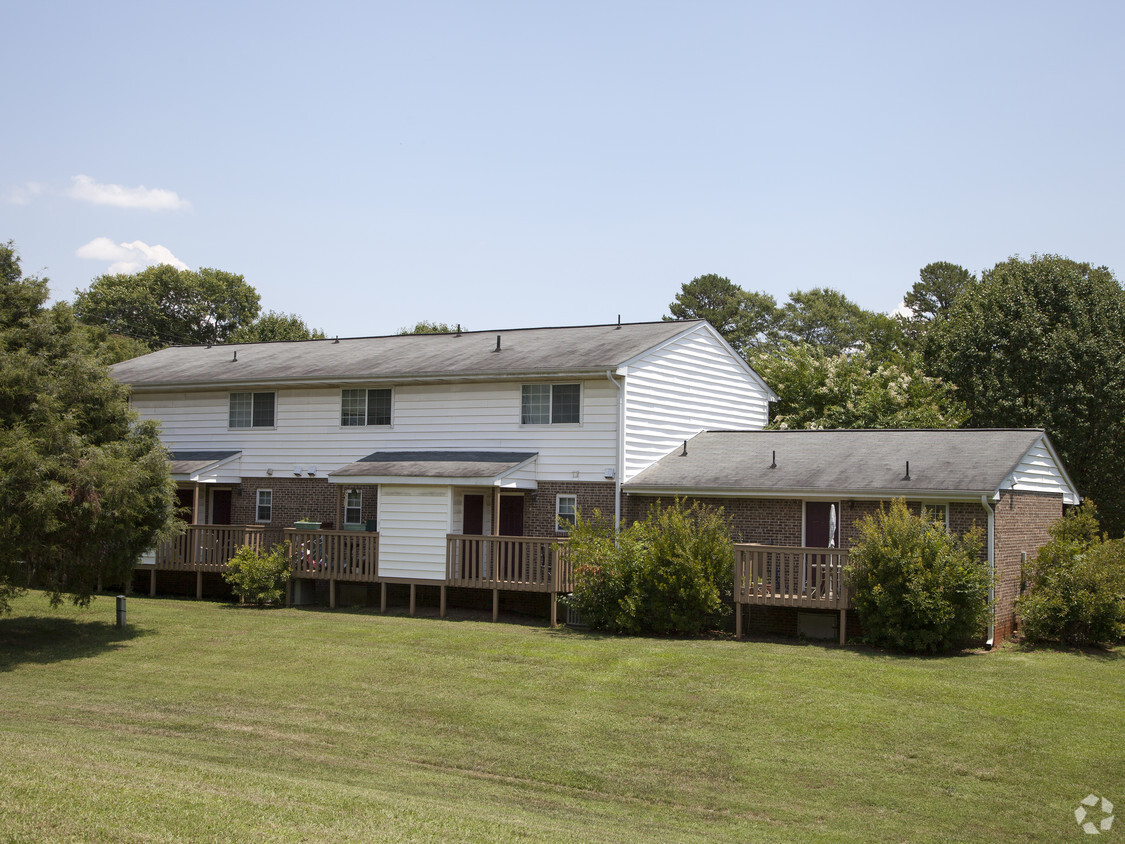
(623, 495), (804, 543)
(231, 478), (379, 545)
(993, 490), (1065, 642)
(524, 481), (616, 536)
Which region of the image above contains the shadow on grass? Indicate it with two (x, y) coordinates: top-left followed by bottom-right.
(1006, 640), (1123, 661)
(0, 615), (148, 672)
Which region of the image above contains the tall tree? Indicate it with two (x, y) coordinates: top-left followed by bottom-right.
(0, 243), (179, 613)
(74, 264), (261, 349)
(905, 261), (976, 324)
(229, 310), (327, 343)
(775, 287), (871, 356)
(666, 274), (778, 354)
(750, 342), (966, 430)
(926, 254), (1125, 535)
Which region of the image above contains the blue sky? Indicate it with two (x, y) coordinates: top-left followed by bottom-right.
(4, 1), (1124, 339)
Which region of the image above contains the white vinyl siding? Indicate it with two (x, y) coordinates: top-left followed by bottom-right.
(1002, 437), (1080, 504)
(377, 485), (451, 580)
(130, 379), (619, 480)
(621, 325), (771, 480)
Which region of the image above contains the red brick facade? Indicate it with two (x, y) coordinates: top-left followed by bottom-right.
(523, 481), (616, 536)
(992, 490), (1065, 642)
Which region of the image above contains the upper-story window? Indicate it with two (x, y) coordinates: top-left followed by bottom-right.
(521, 383), (580, 424)
(229, 392), (275, 428)
(341, 388), (392, 426)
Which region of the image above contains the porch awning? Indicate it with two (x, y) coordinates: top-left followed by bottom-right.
(169, 450), (242, 483)
(328, 450), (538, 489)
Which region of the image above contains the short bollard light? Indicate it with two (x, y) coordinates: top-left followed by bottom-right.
(116, 595), (127, 629)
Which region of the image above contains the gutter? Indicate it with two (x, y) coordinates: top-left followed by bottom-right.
(981, 494), (996, 648)
(606, 370), (624, 530)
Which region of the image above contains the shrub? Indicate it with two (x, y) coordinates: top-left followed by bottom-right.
(1018, 502), (1125, 646)
(223, 543), (291, 606)
(564, 499), (733, 635)
(846, 499), (990, 653)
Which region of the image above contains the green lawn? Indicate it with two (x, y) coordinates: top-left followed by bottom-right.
(0, 592), (1120, 842)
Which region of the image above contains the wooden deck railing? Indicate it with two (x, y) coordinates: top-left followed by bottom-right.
(446, 535), (572, 593)
(734, 544), (850, 609)
(285, 529), (380, 583)
(150, 525), (265, 571)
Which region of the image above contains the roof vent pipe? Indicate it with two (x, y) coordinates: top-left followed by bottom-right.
(232, 350), (237, 362)
(903, 461), (911, 481)
(456, 324), (461, 337)
(333, 336), (339, 344)
(770, 450), (777, 469)
(616, 314), (621, 329)
(680, 440), (688, 456)
(493, 335), (501, 352)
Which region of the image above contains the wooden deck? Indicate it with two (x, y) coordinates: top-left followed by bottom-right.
(733, 543), (851, 642)
(139, 525), (265, 598)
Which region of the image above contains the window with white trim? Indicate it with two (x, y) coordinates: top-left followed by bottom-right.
(922, 503), (949, 527)
(229, 392), (275, 428)
(344, 490), (363, 525)
(341, 388), (392, 426)
(521, 383), (580, 424)
(556, 494), (577, 533)
(256, 490), (272, 523)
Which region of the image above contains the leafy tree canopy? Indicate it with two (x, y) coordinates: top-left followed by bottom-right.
(665, 274), (778, 355)
(74, 264), (261, 349)
(749, 342), (966, 430)
(0, 243), (179, 613)
(397, 320), (461, 335)
(228, 310), (326, 343)
(925, 254), (1125, 535)
(905, 261), (976, 324)
(775, 287), (872, 356)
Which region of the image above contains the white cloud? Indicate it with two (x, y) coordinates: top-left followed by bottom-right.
(76, 237), (190, 274)
(4, 181), (44, 205)
(69, 175), (191, 211)
(890, 300), (913, 319)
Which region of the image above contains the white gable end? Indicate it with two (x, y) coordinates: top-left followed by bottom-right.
(620, 323), (771, 481)
(1000, 435), (1080, 504)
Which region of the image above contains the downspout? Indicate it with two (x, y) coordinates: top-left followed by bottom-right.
(606, 370), (624, 531)
(981, 494), (996, 648)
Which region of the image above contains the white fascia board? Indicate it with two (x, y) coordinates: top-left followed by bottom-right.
(175, 452), (243, 484)
(1036, 433), (1082, 504)
(615, 321), (778, 401)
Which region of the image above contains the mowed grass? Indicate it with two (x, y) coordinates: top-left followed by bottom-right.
(0, 592), (1121, 842)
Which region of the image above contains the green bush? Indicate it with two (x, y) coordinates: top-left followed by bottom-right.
(846, 499), (990, 653)
(1018, 502), (1125, 647)
(564, 499), (734, 636)
(223, 543), (291, 606)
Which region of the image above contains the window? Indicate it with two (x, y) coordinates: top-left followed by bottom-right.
(341, 388), (392, 426)
(556, 494), (577, 533)
(229, 392), (275, 428)
(521, 383), (580, 424)
(256, 490), (272, 523)
(344, 490), (362, 525)
(922, 503), (948, 527)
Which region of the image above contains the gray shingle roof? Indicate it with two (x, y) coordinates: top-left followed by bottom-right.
(329, 451), (537, 479)
(624, 429), (1051, 497)
(112, 321), (703, 388)
(168, 450), (240, 475)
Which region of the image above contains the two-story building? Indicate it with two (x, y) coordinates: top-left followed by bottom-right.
(112, 319), (1078, 642)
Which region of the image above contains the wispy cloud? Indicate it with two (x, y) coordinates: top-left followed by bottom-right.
(76, 237), (189, 274)
(4, 181), (45, 205)
(69, 175), (191, 211)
